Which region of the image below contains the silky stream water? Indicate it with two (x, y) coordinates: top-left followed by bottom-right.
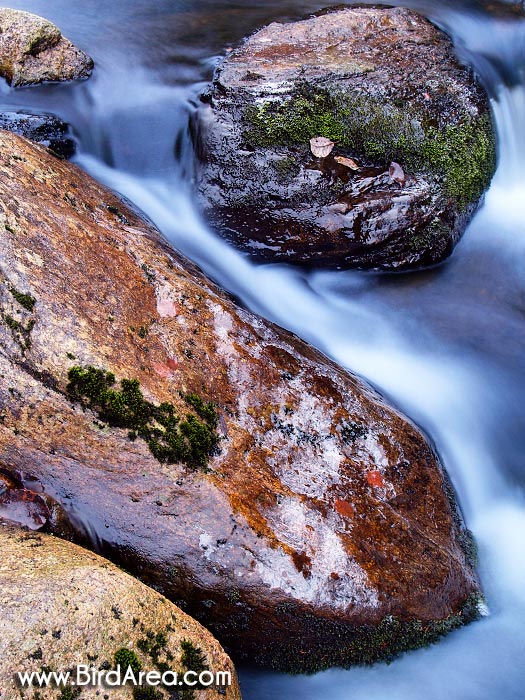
(1, 1), (524, 698)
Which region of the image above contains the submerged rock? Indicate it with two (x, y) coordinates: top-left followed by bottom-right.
(194, 7), (496, 270)
(0, 131), (480, 671)
(0, 111), (76, 158)
(0, 525), (241, 700)
(0, 8), (93, 87)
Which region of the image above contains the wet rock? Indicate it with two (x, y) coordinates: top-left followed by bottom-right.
(0, 111), (76, 158)
(194, 7), (496, 270)
(0, 130), (480, 671)
(0, 8), (93, 87)
(0, 525), (241, 700)
(0, 471), (50, 530)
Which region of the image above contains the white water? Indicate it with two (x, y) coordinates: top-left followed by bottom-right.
(2, 1), (525, 698)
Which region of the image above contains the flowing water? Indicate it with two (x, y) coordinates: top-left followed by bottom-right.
(2, 1), (524, 698)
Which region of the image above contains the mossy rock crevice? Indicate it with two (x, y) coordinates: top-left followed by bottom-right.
(66, 365), (219, 470)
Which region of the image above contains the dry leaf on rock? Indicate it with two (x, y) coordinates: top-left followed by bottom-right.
(389, 161), (406, 185)
(310, 136), (335, 158)
(335, 156), (359, 170)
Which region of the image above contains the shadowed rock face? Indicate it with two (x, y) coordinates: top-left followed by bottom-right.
(0, 131), (479, 671)
(0, 8), (93, 87)
(0, 526), (241, 700)
(194, 7), (496, 270)
(0, 112), (76, 158)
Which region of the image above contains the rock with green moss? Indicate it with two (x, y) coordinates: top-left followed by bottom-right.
(0, 526), (241, 700)
(194, 6), (496, 270)
(0, 8), (93, 87)
(0, 129), (482, 673)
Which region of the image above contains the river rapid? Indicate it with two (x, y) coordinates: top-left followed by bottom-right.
(1, 1), (524, 698)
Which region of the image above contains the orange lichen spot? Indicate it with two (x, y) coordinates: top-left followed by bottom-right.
(152, 356), (178, 378)
(166, 357), (178, 371)
(334, 499), (354, 517)
(153, 362), (173, 378)
(366, 470), (384, 487)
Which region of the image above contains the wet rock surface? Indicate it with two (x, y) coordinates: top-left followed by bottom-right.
(194, 7), (496, 270)
(0, 131), (480, 671)
(0, 525), (241, 700)
(0, 111), (76, 158)
(0, 8), (93, 87)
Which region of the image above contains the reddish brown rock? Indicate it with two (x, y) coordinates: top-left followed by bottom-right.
(0, 131), (480, 671)
(0, 8), (93, 87)
(194, 7), (495, 270)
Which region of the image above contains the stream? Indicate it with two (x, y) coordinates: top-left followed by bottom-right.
(1, 1), (524, 698)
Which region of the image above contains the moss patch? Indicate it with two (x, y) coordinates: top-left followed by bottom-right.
(136, 630), (169, 669)
(9, 287), (36, 312)
(244, 83), (495, 207)
(262, 592), (483, 673)
(66, 365), (218, 470)
(422, 117), (495, 206)
(2, 313), (35, 352)
(132, 688), (163, 700)
(180, 640), (208, 674)
(114, 647), (142, 673)
(57, 688), (81, 700)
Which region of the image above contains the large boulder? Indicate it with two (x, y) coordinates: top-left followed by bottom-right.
(193, 7), (496, 270)
(0, 525), (241, 700)
(0, 130), (480, 672)
(0, 8), (93, 87)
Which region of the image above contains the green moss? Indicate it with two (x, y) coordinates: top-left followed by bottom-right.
(182, 392), (218, 429)
(137, 630), (169, 667)
(244, 84), (422, 160)
(114, 647), (142, 673)
(244, 83), (495, 208)
(57, 688), (80, 700)
(132, 688), (162, 700)
(421, 115), (496, 206)
(262, 592), (483, 673)
(459, 529), (479, 568)
(180, 640), (208, 674)
(4, 314), (22, 333)
(407, 218), (450, 254)
(66, 365), (218, 470)
(2, 314), (35, 351)
(9, 287), (36, 312)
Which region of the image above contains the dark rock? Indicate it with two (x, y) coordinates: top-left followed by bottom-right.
(0, 111), (76, 158)
(0, 471), (49, 530)
(0, 130), (481, 672)
(194, 7), (496, 270)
